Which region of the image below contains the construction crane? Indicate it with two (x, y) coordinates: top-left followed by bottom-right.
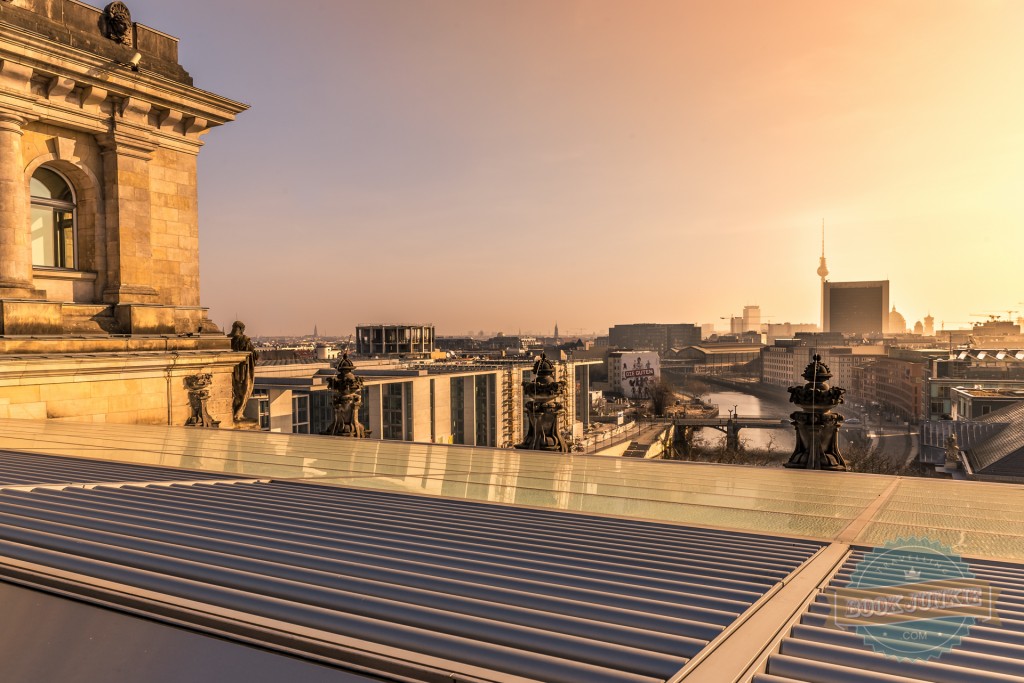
(970, 313), (1005, 322)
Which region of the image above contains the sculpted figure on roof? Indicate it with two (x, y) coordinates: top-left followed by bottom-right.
(230, 321), (258, 422)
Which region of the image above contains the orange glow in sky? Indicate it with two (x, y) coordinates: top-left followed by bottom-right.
(135, 1), (1024, 334)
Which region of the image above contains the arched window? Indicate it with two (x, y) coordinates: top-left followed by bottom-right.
(30, 167), (76, 269)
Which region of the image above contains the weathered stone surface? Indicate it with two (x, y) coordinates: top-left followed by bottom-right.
(0, 350), (247, 426)
(0, 300), (62, 335)
(0, 0), (193, 84)
(0, 0), (247, 429)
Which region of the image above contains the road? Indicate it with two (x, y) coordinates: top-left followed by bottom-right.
(845, 415), (913, 467)
(869, 426), (913, 466)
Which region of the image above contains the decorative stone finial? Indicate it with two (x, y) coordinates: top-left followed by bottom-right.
(516, 353), (569, 452)
(785, 353), (848, 470)
(323, 352), (368, 437)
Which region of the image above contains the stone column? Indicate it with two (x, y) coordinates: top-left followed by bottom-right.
(0, 110), (39, 298)
(98, 132), (159, 304)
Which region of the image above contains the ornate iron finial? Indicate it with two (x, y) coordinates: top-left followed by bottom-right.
(103, 3), (133, 45)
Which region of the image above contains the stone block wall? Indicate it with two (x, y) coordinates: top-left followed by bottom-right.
(149, 147), (199, 306)
(0, 352), (244, 427)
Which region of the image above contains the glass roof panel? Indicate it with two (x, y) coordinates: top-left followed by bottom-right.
(3, 419), (1022, 560)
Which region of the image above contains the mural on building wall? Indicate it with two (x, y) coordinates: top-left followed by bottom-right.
(620, 352), (660, 399)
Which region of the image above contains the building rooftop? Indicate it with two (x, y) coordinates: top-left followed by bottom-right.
(0, 418), (1022, 681)
(954, 387), (1024, 399)
(965, 401), (1024, 479)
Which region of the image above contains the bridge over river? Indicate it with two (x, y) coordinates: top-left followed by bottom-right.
(651, 416), (791, 451)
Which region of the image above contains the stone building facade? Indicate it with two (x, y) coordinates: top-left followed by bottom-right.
(0, 1), (248, 425)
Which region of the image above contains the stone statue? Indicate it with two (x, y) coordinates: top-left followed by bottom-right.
(322, 353), (368, 437)
(103, 2), (133, 45)
(184, 373), (219, 428)
(785, 354), (849, 470)
(944, 432), (961, 468)
(229, 320), (257, 421)
(516, 353), (569, 452)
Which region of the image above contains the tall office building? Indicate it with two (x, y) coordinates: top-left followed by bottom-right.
(822, 280), (890, 336)
(742, 305), (761, 333)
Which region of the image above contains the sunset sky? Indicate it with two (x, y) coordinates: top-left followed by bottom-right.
(131, 1), (1024, 336)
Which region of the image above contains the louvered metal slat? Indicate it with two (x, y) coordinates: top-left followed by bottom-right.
(50, 480), (810, 599)
(29, 483), (753, 622)
(0, 488), (726, 641)
(0, 474), (823, 682)
(0, 449), (233, 485)
(759, 551), (1024, 682)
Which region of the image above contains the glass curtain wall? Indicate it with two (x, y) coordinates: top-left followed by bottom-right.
(450, 377), (466, 444)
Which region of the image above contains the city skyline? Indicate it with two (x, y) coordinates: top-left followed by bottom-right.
(127, 1), (1024, 335)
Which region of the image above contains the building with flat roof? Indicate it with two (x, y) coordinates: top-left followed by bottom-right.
(924, 350), (1024, 420)
(823, 280), (889, 336)
(355, 324), (435, 357)
(608, 323), (700, 353)
(667, 343), (762, 376)
(951, 386), (1024, 421)
(250, 357), (599, 448)
(760, 340), (885, 392)
(741, 305), (761, 333)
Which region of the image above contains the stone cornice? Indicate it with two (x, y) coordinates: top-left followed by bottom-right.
(0, 21), (247, 154)
(0, 23), (247, 120)
(97, 130), (157, 160)
(0, 350), (250, 383)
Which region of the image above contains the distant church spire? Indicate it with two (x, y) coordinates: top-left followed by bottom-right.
(554, 322), (560, 343)
(313, 323), (318, 338)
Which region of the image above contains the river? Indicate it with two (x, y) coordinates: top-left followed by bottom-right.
(696, 388), (860, 453)
(697, 390), (795, 451)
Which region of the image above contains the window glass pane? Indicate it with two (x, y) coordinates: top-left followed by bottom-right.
(30, 168), (76, 268)
(56, 209), (74, 268)
(383, 383), (404, 440)
(451, 378), (465, 444)
(31, 205), (56, 267)
(30, 167), (73, 202)
(292, 395), (309, 434)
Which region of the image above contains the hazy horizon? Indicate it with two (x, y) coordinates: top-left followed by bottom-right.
(128, 1), (1024, 336)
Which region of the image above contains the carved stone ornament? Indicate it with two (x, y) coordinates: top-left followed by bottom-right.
(322, 353), (368, 437)
(103, 2), (133, 45)
(784, 354), (849, 471)
(229, 321), (257, 421)
(515, 353), (569, 453)
(184, 373), (220, 429)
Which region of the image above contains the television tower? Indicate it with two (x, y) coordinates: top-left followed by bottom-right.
(817, 220), (829, 331)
